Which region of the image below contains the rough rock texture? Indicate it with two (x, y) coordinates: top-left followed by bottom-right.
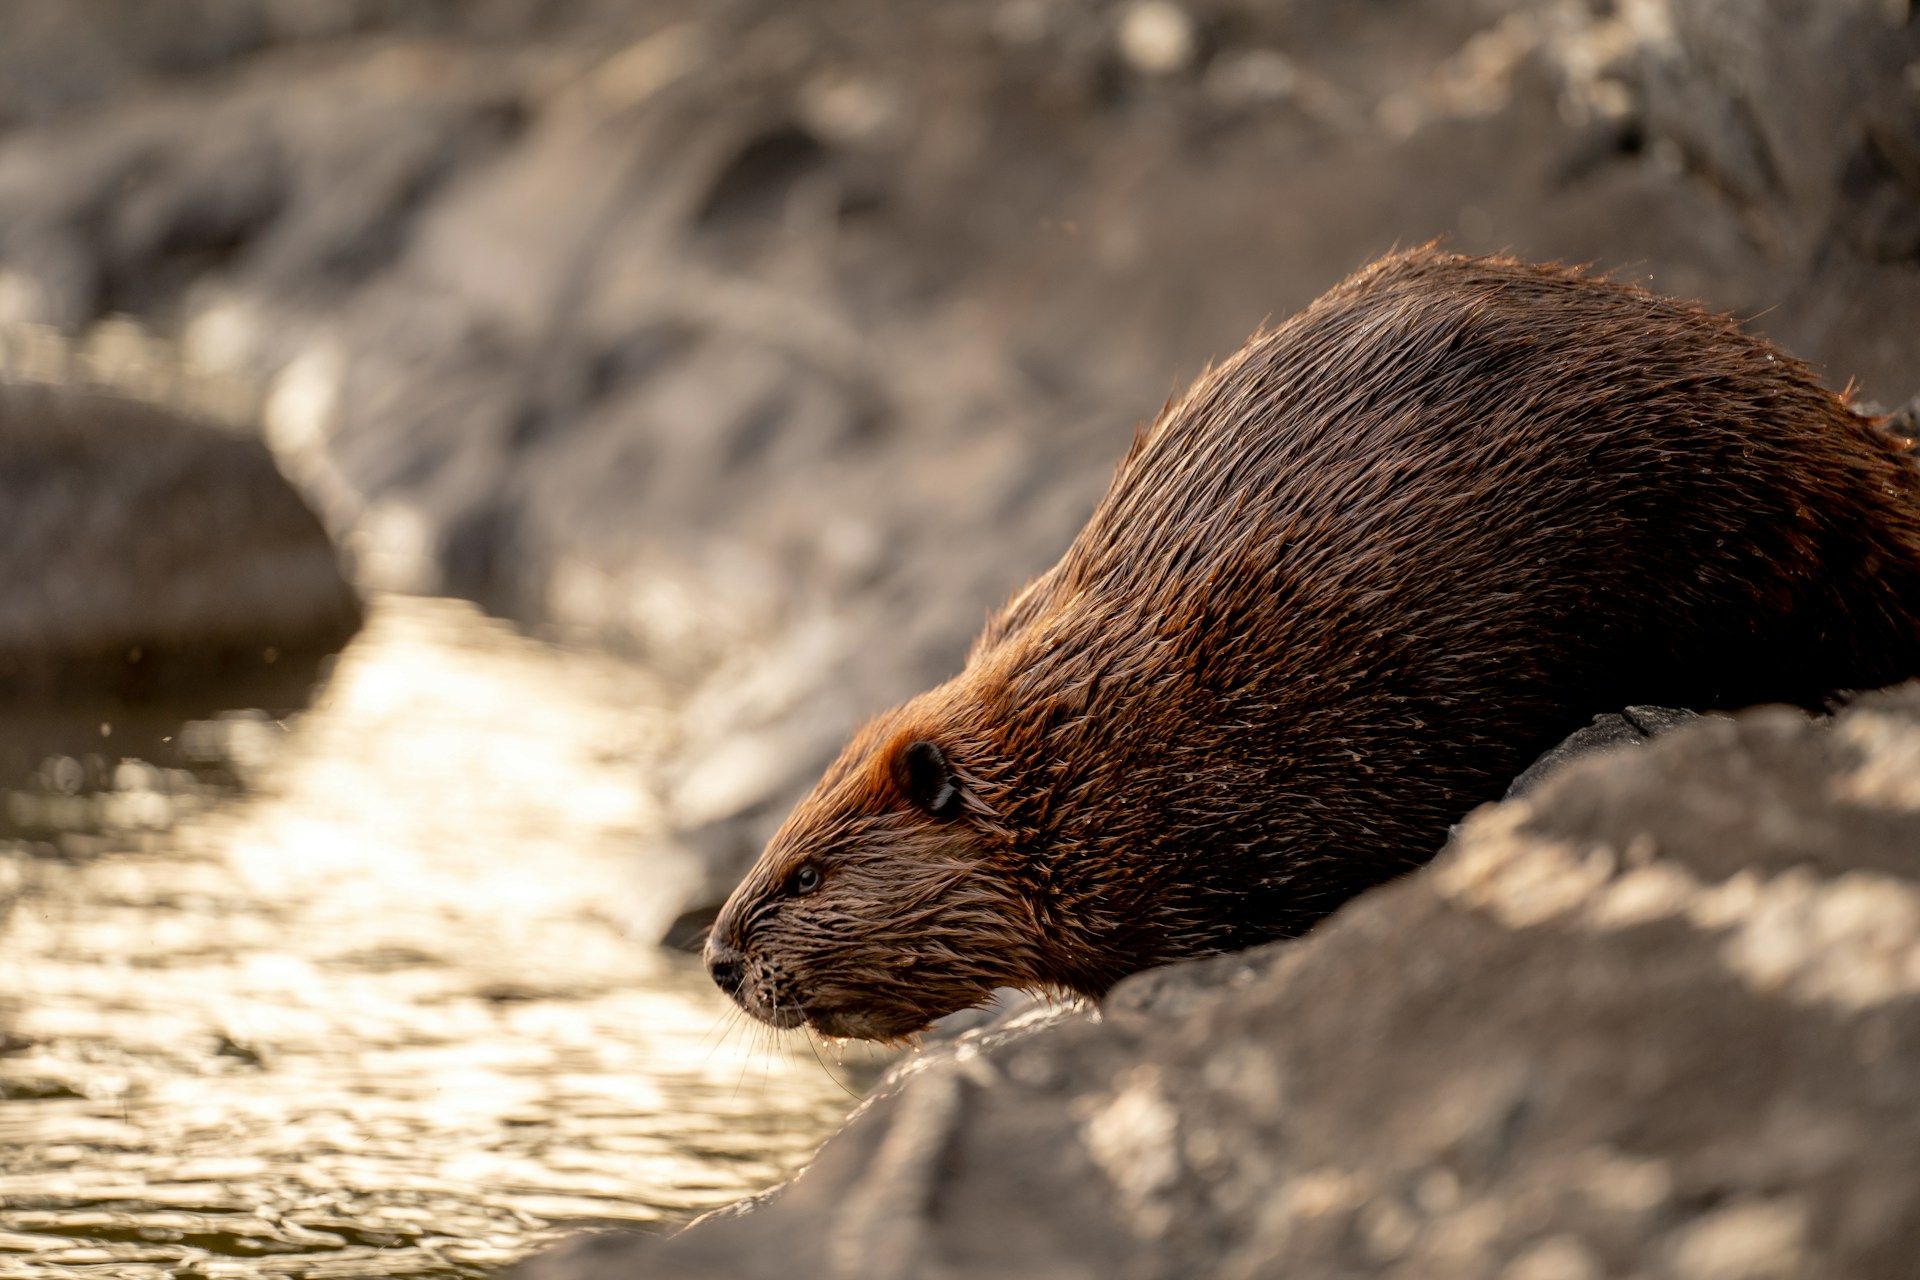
(516, 683), (1920, 1280)
(0, 381), (361, 697)
(1, 0), (1915, 912)
(1505, 706), (1702, 799)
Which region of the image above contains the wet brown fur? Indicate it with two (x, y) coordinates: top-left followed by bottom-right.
(709, 248), (1920, 1041)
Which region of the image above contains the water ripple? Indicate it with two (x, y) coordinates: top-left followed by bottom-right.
(0, 598), (874, 1278)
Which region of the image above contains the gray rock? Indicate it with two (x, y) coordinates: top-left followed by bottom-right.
(1505, 706), (1704, 800)
(515, 683), (1920, 1280)
(0, 382), (360, 697)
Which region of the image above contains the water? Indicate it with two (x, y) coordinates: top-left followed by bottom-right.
(0, 598), (875, 1278)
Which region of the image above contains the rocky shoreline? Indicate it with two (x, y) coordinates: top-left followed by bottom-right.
(517, 687), (1920, 1280)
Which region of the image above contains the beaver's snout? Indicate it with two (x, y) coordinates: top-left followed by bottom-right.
(703, 928), (809, 1030)
(703, 936), (745, 997)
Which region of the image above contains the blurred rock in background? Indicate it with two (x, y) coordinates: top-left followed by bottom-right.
(1, 0), (1915, 921)
(0, 380), (359, 699)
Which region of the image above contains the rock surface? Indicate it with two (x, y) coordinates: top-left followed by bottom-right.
(1505, 706), (1701, 799)
(0, 381), (361, 697)
(515, 683), (1920, 1280)
(0, 0), (1914, 916)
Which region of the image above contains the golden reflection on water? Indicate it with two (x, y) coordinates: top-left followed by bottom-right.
(0, 598), (874, 1278)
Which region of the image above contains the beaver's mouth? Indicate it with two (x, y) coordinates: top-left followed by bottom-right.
(800, 1002), (935, 1043)
(736, 989), (919, 1041)
(730, 973), (943, 1042)
(735, 990), (805, 1030)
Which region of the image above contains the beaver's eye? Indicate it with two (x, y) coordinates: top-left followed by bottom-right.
(788, 864), (822, 896)
(896, 740), (962, 818)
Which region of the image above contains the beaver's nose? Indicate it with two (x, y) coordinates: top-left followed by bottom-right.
(704, 936), (746, 997)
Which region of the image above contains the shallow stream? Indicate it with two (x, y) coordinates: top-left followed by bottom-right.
(0, 598), (869, 1278)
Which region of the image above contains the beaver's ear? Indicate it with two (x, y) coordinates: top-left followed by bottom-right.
(896, 740), (962, 818)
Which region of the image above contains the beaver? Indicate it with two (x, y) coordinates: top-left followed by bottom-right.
(704, 247), (1920, 1041)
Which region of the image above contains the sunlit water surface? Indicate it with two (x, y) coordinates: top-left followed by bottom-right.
(0, 598), (872, 1278)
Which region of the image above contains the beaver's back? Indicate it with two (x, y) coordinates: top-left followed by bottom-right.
(969, 249), (1920, 956)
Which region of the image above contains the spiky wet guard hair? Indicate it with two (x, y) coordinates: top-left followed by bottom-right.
(711, 247), (1920, 1040)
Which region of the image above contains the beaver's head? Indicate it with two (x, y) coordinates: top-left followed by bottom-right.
(703, 683), (1046, 1042)
(701, 579), (1295, 1040)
